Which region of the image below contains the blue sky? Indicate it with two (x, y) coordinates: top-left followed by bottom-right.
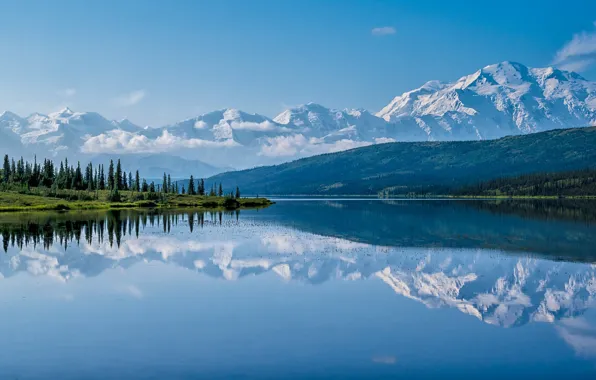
(1, 0), (595, 126)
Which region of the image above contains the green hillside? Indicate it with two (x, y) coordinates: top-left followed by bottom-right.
(208, 127), (596, 195)
(455, 169), (596, 197)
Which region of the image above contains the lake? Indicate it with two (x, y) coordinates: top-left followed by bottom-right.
(1, 199), (596, 379)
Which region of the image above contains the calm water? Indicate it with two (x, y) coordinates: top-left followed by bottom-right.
(1, 199), (596, 379)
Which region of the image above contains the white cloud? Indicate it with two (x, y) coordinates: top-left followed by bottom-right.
(230, 120), (292, 132)
(374, 137), (396, 144)
(259, 133), (372, 157)
(194, 120), (208, 129)
(113, 90), (146, 107)
(371, 26), (396, 36)
(552, 22), (596, 72)
(57, 88), (76, 97)
(81, 129), (238, 154)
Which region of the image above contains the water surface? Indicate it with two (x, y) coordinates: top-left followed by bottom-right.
(1, 199), (596, 379)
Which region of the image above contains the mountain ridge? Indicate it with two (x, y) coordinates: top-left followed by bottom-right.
(1, 61), (594, 171)
(206, 126), (596, 195)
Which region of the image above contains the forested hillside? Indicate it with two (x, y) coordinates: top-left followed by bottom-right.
(455, 169), (596, 197)
(208, 127), (596, 195)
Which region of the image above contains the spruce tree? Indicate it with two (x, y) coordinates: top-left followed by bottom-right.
(218, 183), (223, 197)
(3, 154), (10, 183)
(162, 172), (168, 193)
(199, 179), (205, 196)
(188, 175), (196, 195)
(99, 164), (106, 190)
(108, 160), (115, 190)
(235, 186), (240, 199)
(116, 159), (122, 190)
(135, 170), (140, 192)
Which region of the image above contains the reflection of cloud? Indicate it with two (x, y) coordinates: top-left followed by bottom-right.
(261, 233), (369, 255)
(125, 285), (143, 299)
(82, 235), (237, 261)
(557, 317), (596, 357)
(81, 129), (238, 154)
(372, 356), (397, 364)
(19, 248), (77, 282)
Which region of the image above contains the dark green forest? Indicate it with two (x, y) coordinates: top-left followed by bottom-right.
(455, 169), (596, 197)
(208, 127), (596, 196)
(0, 154), (240, 202)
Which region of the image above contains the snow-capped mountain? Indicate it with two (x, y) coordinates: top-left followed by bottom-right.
(378, 61), (596, 140)
(0, 61), (594, 170)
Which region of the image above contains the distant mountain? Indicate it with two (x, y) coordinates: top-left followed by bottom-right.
(207, 127), (596, 195)
(378, 61), (596, 140)
(88, 154), (227, 179)
(1, 61), (594, 169)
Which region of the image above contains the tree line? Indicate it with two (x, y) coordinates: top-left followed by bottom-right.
(1, 209), (241, 252)
(1, 154), (241, 200)
(455, 168), (596, 197)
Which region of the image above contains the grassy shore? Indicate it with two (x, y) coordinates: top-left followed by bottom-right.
(0, 191), (273, 212)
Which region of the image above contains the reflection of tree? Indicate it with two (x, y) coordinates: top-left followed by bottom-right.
(0, 209), (229, 252)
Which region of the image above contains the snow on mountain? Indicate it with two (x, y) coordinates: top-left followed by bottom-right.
(378, 61), (596, 140)
(160, 108), (294, 146)
(1, 61), (594, 168)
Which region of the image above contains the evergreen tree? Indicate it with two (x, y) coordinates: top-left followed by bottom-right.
(218, 183), (223, 197)
(72, 162), (84, 190)
(235, 186), (240, 199)
(188, 175), (196, 195)
(199, 179), (205, 196)
(108, 160), (115, 190)
(181, 185), (185, 194)
(142, 179), (148, 192)
(135, 170), (140, 192)
(162, 172), (168, 193)
(115, 159), (122, 190)
(128, 172), (133, 191)
(167, 174), (172, 193)
(121, 170), (128, 190)
(99, 164), (106, 190)
(2, 154), (10, 183)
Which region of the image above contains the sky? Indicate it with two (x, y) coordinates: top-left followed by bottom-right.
(1, 0), (595, 126)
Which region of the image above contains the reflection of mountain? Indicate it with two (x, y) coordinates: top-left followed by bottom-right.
(1, 208), (596, 329)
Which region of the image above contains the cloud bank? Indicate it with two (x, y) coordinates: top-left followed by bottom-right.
(81, 129), (238, 154)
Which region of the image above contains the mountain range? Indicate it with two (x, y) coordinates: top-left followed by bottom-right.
(1, 61), (594, 175)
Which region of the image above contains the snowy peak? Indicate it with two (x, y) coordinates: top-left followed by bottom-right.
(273, 102), (383, 136)
(49, 107), (75, 119)
(377, 61), (596, 138)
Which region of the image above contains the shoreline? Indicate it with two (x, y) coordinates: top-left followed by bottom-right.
(0, 192), (273, 213)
